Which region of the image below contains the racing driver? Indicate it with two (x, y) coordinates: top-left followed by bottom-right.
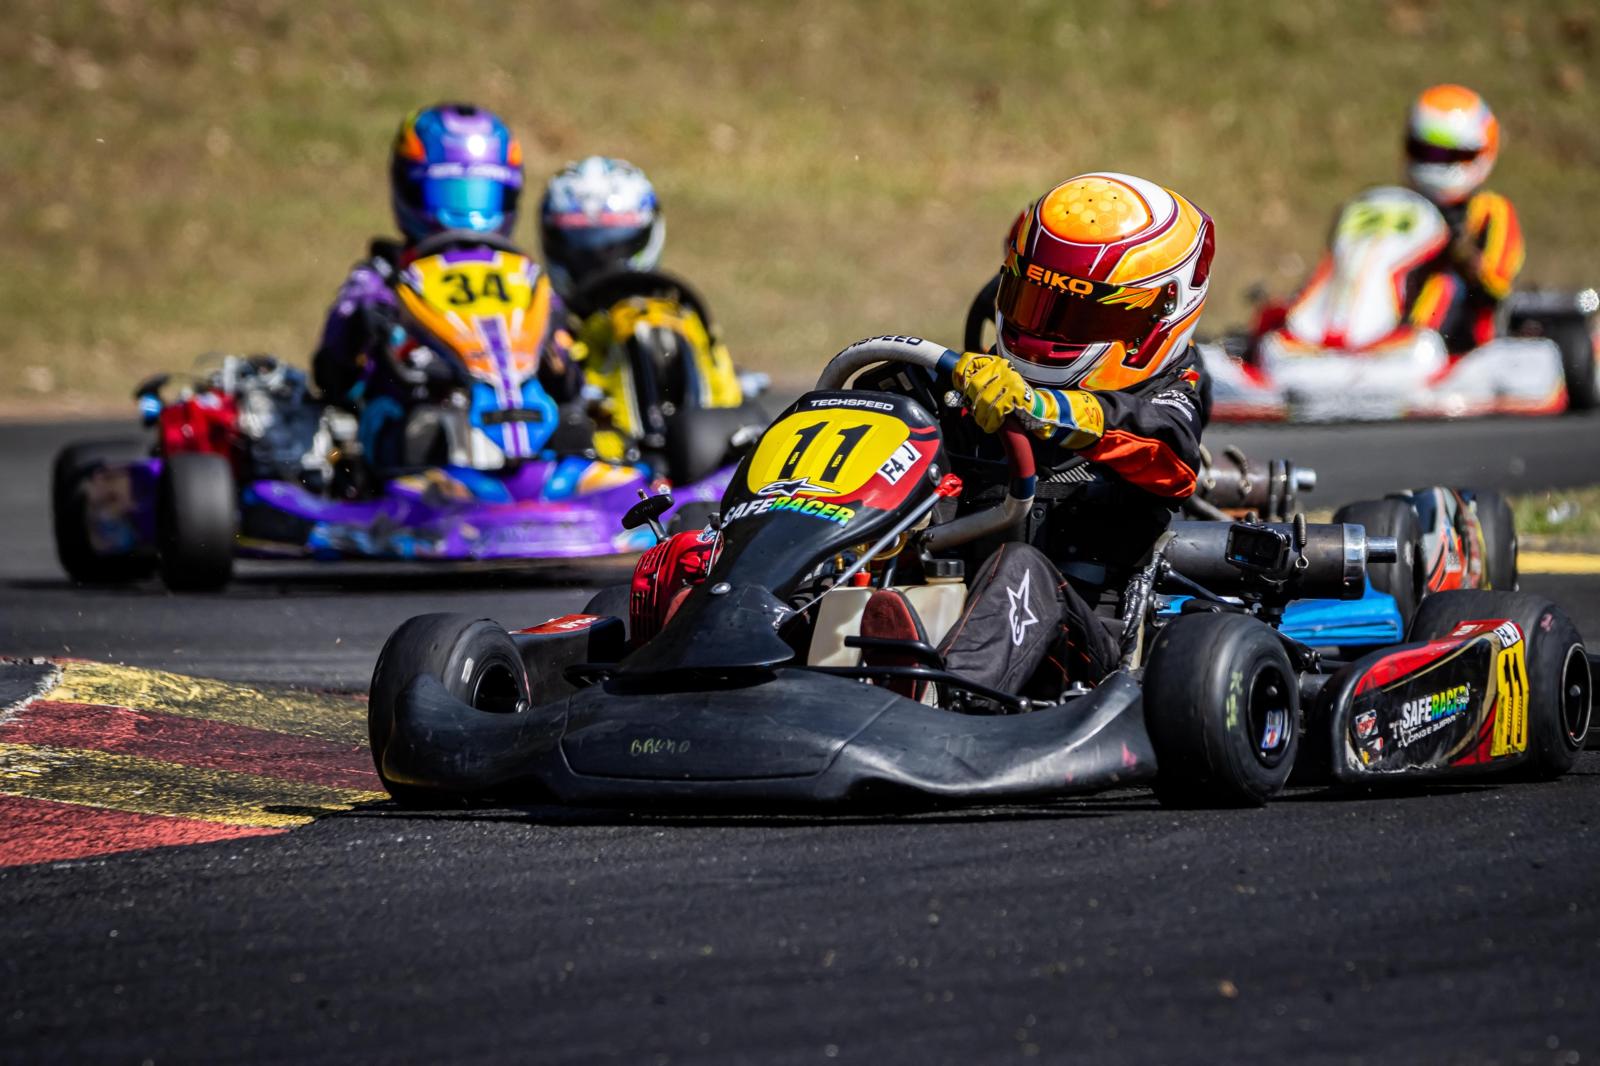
(310, 103), (580, 466)
(908, 173), (1214, 696)
(1402, 84), (1524, 351)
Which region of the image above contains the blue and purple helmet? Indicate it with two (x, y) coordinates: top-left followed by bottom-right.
(390, 103), (524, 243)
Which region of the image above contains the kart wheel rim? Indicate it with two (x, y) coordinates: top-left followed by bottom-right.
(1249, 666), (1294, 769)
(470, 660), (527, 715)
(1559, 643), (1592, 750)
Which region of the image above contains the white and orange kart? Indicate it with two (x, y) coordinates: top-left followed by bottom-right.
(1200, 186), (1598, 422)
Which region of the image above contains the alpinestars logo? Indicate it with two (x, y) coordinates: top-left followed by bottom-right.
(1007, 571), (1038, 647)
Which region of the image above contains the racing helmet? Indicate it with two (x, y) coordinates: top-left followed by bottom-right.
(1405, 84), (1500, 207)
(390, 103), (524, 243)
(994, 173), (1214, 390)
(539, 156), (665, 295)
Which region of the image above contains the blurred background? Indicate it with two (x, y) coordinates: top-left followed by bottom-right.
(2, 0), (1596, 411)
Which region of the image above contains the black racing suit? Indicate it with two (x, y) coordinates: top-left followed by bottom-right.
(926, 346), (1207, 693)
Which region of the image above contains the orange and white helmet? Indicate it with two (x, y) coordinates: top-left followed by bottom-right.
(1405, 84), (1500, 207)
(995, 172), (1213, 390)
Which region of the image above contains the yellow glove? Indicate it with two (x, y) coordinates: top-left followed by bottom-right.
(954, 352), (1033, 434)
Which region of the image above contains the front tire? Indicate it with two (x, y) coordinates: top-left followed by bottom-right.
(156, 453), (237, 591)
(368, 613), (531, 805)
(1144, 612), (1300, 807)
(1332, 497), (1423, 630)
(1409, 590), (1591, 779)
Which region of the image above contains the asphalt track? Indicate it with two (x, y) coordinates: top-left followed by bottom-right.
(3, 415), (1600, 1064)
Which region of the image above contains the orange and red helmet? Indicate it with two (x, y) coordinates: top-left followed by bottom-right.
(994, 173), (1214, 391)
(1405, 84), (1500, 207)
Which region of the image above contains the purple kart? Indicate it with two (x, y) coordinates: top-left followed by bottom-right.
(52, 233), (762, 591)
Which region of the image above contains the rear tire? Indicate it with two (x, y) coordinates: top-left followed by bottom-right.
(156, 453), (237, 592)
(368, 613), (530, 805)
(52, 440), (155, 584)
(581, 583), (633, 642)
(1144, 612), (1300, 807)
(1464, 489), (1517, 591)
(1409, 590), (1591, 779)
(1332, 497), (1423, 631)
(1549, 316), (1598, 412)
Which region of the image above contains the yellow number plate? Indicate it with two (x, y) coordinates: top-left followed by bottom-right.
(745, 409), (910, 497)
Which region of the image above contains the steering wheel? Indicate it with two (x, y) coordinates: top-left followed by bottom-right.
(410, 228), (525, 259)
(566, 267), (715, 324)
(814, 336), (1035, 551)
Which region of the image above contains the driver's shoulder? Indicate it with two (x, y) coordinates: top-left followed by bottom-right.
(1466, 188), (1518, 224)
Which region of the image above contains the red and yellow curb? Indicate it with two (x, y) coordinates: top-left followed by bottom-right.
(1519, 551), (1600, 576)
(0, 660), (382, 868)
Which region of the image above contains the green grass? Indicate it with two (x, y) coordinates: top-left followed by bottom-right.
(1511, 485), (1600, 544)
(4, 0), (1599, 407)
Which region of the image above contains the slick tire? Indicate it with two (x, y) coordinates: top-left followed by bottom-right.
(156, 453), (237, 592)
(1332, 497), (1423, 631)
(52, 439), (155, 585)
(1464, 489), (1518, 591)
(368, 613), (531, 806)
(1410, 590), (1591, 779)
(1144, 612), (1300, 807)
(1550, 316), (1598, 412)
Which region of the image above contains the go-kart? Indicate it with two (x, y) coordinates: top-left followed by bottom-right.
(368, 337), (1592, 811)
(1196, 185), (1599, 421)
(51, 232), (752, 592)
(563, 267), (769, 485)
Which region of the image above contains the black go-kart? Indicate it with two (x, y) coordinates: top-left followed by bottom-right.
(368, 337), (1593, 810)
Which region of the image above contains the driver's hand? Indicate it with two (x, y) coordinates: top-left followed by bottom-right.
(954, 352), (1033, 434)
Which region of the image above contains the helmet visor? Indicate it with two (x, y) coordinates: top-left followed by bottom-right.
(1405, 136), (1481, 165)
(417, 163), (521, 228)
(996, 265), (1167, 349)
(545, 219), (654, 274)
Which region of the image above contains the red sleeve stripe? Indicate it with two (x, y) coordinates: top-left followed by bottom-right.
(1082, 429), (1198, 498)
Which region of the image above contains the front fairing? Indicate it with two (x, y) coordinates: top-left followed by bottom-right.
(1284, 186), (1449, 351)
(706, 390), (948, 598)
(395, 247), (563, 463)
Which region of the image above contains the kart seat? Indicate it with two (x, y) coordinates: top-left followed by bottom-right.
(857, 589), (931, 701)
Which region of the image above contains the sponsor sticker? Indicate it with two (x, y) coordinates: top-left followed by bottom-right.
(805, 397), (896, 411)
(1354, 709), (1378, 739)
(1396, 684), (1471, 744)
(520, 614), (603, 634)
(722, 496), (856, 526)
